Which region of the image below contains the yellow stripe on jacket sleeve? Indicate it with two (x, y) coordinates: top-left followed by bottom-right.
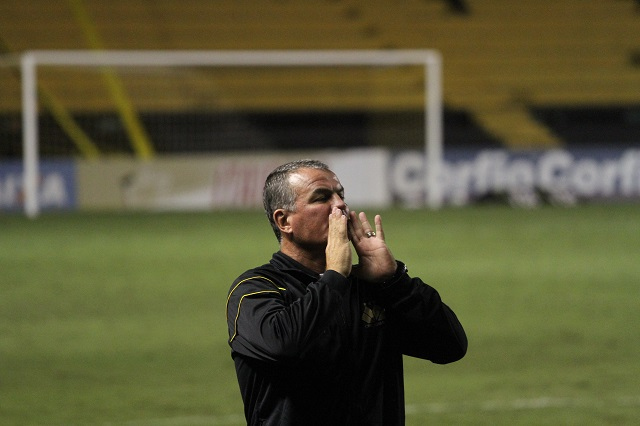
(226, 276), (286, 343)
(229, 290), (282, 343)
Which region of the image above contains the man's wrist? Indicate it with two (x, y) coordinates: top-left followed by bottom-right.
(380, 261), (408, 287)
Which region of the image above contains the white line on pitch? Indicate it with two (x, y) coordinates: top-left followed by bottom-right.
(107, 395), (640, 425)
(405, 395), (640, 415)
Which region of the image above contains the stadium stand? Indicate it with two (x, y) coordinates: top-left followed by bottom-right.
(0, 0), (638, 155)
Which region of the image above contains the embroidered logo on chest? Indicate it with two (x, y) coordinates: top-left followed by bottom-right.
(361, 302), (386, 328)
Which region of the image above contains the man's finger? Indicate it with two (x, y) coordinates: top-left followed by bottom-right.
(359, 212), (377, 239)
(374, 214), (385, 241)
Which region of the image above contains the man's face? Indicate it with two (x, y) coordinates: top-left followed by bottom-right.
(286, 168), (347, 248)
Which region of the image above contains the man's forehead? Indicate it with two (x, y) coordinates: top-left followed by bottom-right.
(289, 168), (342, 190)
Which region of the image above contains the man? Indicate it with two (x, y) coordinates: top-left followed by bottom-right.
(226, 159), (467, 425)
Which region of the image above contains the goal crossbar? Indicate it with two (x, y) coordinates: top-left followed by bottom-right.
(21, 49), (443, 217)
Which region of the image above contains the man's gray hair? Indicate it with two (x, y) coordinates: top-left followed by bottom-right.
(263, 159), (331, 242)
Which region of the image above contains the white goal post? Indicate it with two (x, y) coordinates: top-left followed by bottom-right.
(21, 49), (443, 217)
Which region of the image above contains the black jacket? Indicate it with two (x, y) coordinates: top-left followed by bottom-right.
(226, 251), (467, 425)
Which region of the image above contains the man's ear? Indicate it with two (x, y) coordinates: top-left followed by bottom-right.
(274, 209), (292, 237)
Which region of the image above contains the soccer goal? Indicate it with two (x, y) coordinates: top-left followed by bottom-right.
(20, 49), (443, 217)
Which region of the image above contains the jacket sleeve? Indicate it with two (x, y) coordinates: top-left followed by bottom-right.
(374, 262), (468, 364)
(226, 270), (351, 363)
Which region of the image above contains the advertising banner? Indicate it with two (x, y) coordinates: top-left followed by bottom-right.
(76, 149), (390, 211)
(0, 160), (75, 211)
(3, 147), (638, 213)
(391, 148), (640, 207)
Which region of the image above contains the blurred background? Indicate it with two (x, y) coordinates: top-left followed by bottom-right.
(1, 0), (639, 212)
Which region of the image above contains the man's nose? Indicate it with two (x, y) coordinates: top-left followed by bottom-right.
(332, 194), (347, 210)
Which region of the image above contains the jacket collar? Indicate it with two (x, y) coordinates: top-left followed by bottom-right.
(270, 251), (321, 283)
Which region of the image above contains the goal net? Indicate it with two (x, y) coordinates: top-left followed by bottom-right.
(15, 50), (443, 217)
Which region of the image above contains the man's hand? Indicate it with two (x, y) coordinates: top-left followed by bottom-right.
(348, 211), (397, 283)
(325, 207), (352, 277)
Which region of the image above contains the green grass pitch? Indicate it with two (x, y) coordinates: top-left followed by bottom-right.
(1, 204), (639, 425)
